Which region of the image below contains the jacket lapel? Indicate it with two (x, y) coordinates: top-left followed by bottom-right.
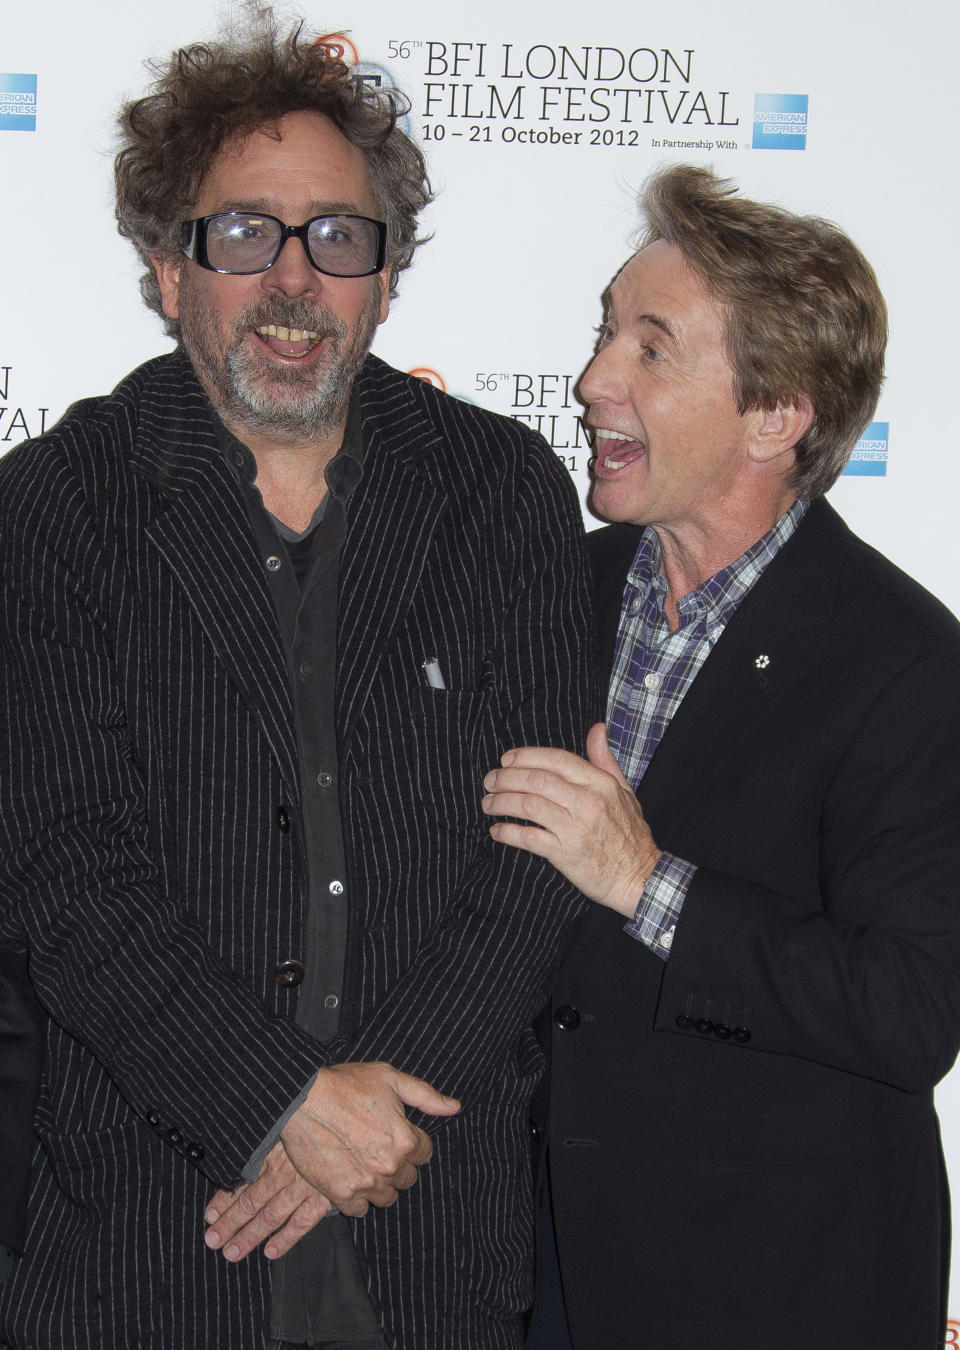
(131, 352), (299, 795)
(597, 502), (849, 836)
(336, 362), (450, 754)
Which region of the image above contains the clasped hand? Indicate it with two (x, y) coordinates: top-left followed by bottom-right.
(481, 722), (661, 916)
(204, 1060), (458, 1262)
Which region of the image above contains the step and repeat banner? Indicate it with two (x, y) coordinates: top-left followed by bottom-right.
(3, 0), (959, 1334)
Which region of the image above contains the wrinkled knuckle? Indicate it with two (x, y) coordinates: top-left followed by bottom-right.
(258, 1202), (282, 1230)
(237, 1189), (260, 1217)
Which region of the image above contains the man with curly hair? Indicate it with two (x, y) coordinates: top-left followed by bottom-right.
(0, 15), (593, 1350)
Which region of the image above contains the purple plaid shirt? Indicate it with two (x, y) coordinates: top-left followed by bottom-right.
(606, 499), (808, 959)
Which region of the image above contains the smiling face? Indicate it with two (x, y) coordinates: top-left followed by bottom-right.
(153, 109), (390, 447)
(583, 240), (784, 545)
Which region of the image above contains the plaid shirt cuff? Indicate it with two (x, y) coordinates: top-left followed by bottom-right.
(624, 852), (698, 961)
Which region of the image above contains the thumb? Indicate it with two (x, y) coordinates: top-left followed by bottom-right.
(394, 1072), (461, 1117)
(586, 722), (629, 787)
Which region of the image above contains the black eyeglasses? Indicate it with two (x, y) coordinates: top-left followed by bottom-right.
(180, 211), (388, 277)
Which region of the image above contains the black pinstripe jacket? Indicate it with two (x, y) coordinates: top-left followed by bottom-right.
(0, 348), (595, 1350)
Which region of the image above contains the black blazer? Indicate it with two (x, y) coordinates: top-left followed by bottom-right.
(0, 349), (595, 1349)
(547, 503), (960, 1350)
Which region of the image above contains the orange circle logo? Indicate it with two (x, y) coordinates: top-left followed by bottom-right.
(313, 34), (359, 66)
(945, 1320), (960, 1347)
(408, 368), (447, 391)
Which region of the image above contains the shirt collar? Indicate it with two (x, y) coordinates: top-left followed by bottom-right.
(209, 392), (365, 507)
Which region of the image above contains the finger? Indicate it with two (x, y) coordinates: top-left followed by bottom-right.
(488, 819), (559, 861)
(205, 1185), (237, 1225)
(482, 780), (581, 833)
(585, 722), (630, 787)
(263, 1193), (334, 1260)
(486, 756), (610, 803)
(392, 1071), (460, 1118)
(335, 1193), (371, 1218)
(392, 1160), (420, 1192)
(403, 1125), (434, 1168)
(213, 1185), (311, 1260)
(366, 1182), (400, 1210)
(205, 1179), (274, 1247)
(497, 744), (596, 778)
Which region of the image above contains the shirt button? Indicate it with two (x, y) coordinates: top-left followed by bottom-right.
(643, 672), (661, 691)
(317, 770), (333, 789)
(276, 805), (291, 832)
(554, 1004), (581, 1031)
(324, 994), (339, 1010)
(628, 596), (642, 615)
(265, 555), (282, 572)
(328, 879), (344, 896)
(299, 661), (312, 678)
(275, 959), (305, 988)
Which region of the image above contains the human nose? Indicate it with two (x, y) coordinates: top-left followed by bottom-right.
(579, 340), (620, 407)
(261, 234), (320, 297)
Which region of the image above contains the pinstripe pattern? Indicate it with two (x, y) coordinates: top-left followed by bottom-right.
(0, 348), (595, 1350)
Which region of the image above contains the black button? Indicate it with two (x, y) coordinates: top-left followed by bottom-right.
(165, 1127), (183, 1147)
(694, 1018), (714, 1035)
(529, 1121), (542, 1143)
(713, 1023), (732, 1040)
(187, 1143), (205, 1162)
(554, 1004), (581, 1031)
(275, 959), (305, 988)
(317, 770), (333, 789)
(675, 1014), (694, 1031)
(733, 1026), (752, 1044)
(146, 1111), (161, 1128)
(276, 805), (291, 833)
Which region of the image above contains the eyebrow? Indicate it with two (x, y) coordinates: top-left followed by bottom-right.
(634, 312), (678, 343)
(602, 286), (679, 345)
(207, 198), (370, 218)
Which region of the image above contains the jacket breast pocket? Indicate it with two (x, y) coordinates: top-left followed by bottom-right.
(400, 685), (494, 834)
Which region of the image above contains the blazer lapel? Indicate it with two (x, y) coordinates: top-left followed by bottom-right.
(131, 354), (299, 795)
(599, 502), (849, 837)
(336, 365), (449, 754)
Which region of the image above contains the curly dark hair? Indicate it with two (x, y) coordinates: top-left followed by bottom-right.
(115, 10), (432, 331)
(638, 165), (887, 499)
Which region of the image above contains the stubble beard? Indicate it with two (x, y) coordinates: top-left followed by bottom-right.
(178, 281), (381, 444)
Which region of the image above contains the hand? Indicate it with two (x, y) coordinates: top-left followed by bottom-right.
(482, 721), (661, 917)
(280, 1061), (460, 1217)
(204, 1141), (332, 1262)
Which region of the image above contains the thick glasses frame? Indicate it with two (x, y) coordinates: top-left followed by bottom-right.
(180, 211), (388, 277)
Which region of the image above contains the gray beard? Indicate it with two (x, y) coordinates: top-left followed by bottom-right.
(179, 286), (381, 443)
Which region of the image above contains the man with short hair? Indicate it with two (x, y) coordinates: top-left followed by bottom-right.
(484, 165), (960, 1348)
(0, 19), (592, 1350)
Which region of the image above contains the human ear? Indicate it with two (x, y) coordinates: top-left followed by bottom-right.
(152, 255), (184, 321)
(748, 395), (815, 465)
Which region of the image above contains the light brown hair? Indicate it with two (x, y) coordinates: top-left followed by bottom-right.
(639, 165), (887, 497)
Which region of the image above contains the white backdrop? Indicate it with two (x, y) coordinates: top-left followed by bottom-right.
(3, 0), (960, 1335)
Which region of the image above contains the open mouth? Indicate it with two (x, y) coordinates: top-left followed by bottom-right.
(254, 324), (324, 359)
(593, 428), (646, 474)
